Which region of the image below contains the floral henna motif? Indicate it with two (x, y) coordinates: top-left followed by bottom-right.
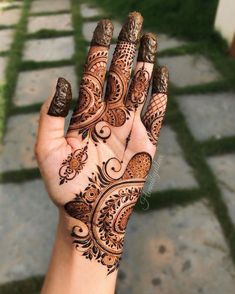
(126, 67), (150, 111)
(64, 152), (152, 274)
(59, 145), (88, 185)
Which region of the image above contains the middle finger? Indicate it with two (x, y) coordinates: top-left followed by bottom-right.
(105, 12), (143, 108)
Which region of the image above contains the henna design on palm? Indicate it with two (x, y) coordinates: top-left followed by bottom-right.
(65, 152), (151, 274)
(41, 12), (169, 275)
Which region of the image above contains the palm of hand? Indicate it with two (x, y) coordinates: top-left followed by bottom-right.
(36, 13), (168, 274)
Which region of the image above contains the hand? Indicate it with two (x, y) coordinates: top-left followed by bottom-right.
(35, 12), (168, 275)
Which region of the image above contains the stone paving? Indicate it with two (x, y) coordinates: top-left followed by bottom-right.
(0, 8), (21, 26)
(208, 154), (235, 225)
(14, 66), (78, 106)
(23, 36), (75, 62)
(30, 0), (70, 14)
(0, 29), (14, 52)
(159, 54), (221, 87)
(177, 93), (235, 140)
(120, 201), (235, 294)
(0, 180), (57, 284)
(153, 126), (198, 191)
(27, 14), (73, 33)
(157, 34), (186, 52)
(0, 57), (7, 83)
(0, 0), (235, 292)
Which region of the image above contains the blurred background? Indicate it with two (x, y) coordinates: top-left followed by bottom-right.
(0, 0), (235, 293)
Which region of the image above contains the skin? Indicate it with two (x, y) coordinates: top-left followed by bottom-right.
(35, 12), (168, 294)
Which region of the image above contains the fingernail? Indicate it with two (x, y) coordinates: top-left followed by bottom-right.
(137, 33), (157, 63)
(152, 66), (169, 94)
(118, 11), (143, 44)
(48, 77), (72, 117)
(91, 19), (114, 47)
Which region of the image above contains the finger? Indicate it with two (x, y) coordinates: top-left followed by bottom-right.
(69, 19), (113, 131)
(126, 33), (157, 113)
(36, 77), (72, 153)
(105, 12), (143, 108)
(142, 66), (169, 146)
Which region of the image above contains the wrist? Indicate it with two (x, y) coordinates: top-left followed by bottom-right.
(42, 211), (117, 294)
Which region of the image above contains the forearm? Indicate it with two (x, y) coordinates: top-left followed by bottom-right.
(41, 211), (117, 294)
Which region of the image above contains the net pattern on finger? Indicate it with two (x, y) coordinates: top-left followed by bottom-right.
(143, 93), (167, 146)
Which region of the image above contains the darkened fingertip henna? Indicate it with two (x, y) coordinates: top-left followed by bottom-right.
(91, 19), (114, 47)
(48, 77), (72, 117)
(118, 11), (143, 44)
(152, 66), (169, 94)
(137, 32), (157, 63)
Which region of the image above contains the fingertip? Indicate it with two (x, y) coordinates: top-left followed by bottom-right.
(47, 77), (72, 117)
(91, 19), (114, 47)
(137, 32), (158, 63)
(118, 11), (143, 44)
(152, 66), (169, 95)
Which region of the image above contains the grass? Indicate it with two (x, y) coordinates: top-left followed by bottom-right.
(89, 0), (218, 41)
(71, 0), (88, 81)
(20, 59), (74, 71)
(0, 276), (43, 294)
(30, 10), (70, 16)
(27, 29), (74, 39)
(0, 168), (41, 184)
(136, 188), (204, 212)
(200, 136), (235, 156)
(0, 0), (32, 142)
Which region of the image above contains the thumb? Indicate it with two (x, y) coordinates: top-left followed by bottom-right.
(36, 77), (72, 155)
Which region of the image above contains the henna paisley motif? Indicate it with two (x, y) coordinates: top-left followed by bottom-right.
(64, 152), (152, 274)
(59, 145), (88, 185)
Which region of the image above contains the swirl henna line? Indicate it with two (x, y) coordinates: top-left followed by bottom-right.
(64, 152), (152, 274)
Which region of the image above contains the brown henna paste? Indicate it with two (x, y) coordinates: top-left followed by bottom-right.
(48, 77), (72, 117)
(91, 19), (114, 47)
(118, 11), (143, 44)
(137, 32), (157, 63)
(152, 65), (169, 94)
